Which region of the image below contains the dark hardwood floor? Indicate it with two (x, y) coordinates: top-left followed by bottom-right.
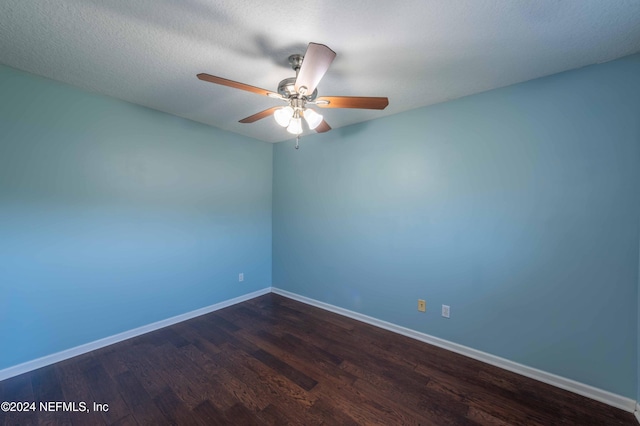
(0, 293), (636, 425)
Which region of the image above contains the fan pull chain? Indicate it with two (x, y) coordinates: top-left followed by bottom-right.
(295, 135), (300, 150)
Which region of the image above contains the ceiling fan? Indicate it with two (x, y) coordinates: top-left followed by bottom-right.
(197, 42), (389, 138)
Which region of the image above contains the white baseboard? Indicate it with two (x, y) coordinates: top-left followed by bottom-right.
(272, 287), (637, 413)
(635, 403), (640, 423)
(0, 287), (271, 381)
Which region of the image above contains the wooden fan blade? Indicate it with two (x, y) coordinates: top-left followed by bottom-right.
(238, 106), (282, 123)
(197, 73), (280, 98)
(295, 43), (336, 96)
(315, 96), (389, 110)
(315, 120), (331, 133)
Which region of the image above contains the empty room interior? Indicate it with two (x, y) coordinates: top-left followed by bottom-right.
(1, 1), (640, 425)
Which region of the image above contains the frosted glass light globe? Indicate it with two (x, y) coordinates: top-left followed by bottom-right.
(274, 106), (294, 127)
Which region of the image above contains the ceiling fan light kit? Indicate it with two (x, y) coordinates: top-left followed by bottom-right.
(302, 108), (323, 130)
(286, 112), (303, 135)
(274, 106), (294, 127)
(197, 42), (389, 146)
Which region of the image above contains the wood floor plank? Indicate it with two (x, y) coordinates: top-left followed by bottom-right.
(29, 366), (70, 425)
(223, 403), (262, 426)
(307, 397), (361, 426)
(219, 346), (319, 424)
(57, 356), (109, 425)
(82, 357), (133, 424)
(152, 386), (201, 425)
(0, 373), (36, 426)
(113, 343), (168, 400)
(208, 313), (241, 333)
(273, 297), (357, 332)
(236, 327), (357, 388)
(311, 381), (408, 425)
(98, 343), (131, 378)
(353, 377), (469, 425)
(110, 413), (139, 426)
(141, 343), (209, 410)
(251, 348), (318, 391)
(197, 354), (271, 412)
(206, 351), (276, 412)
(178, 344), (238, 411)
(192, 399), (230, 426)
(115, 371), (168, 425)
(154, 342), (210, 387)
(254, 403), (292, 425)
(0, 293), (636, 425)
(154, 327), (190, 349)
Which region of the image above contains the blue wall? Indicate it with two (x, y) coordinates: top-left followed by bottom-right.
(273, 54), (640, 398)
(0, 65), (272, 370)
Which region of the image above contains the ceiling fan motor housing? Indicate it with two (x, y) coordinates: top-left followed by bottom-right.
(277, 77), (318, 101)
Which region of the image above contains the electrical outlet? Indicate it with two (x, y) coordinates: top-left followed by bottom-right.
(418, 299), (426, 312)
(239, 273), (244, 282)
(442, 304), (450, 318)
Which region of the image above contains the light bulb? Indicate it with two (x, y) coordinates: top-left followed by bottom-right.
(286, 117), (302, 134)
(274, 106), (293, 127)
(303, 108), (323, 130)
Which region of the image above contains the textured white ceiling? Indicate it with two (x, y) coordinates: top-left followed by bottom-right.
(1, 1), (640, 143)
